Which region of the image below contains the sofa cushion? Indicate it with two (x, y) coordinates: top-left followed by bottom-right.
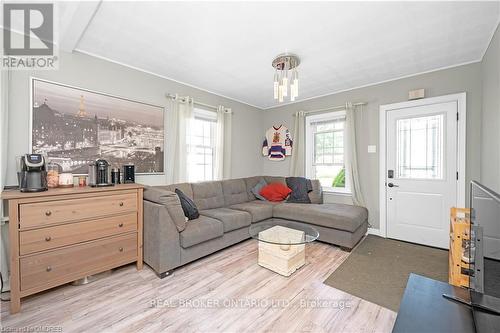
(286, 177), (312, 203)
(200, 208), (252, 232)
(272, 203), (368, 232)
(222, 179), (249, 206)
(180, 216), (224, 248)
(175, 188), (199, 220)
(192, 181), (225, 210)
(165, 183), (194, 199)
(229, 201), (274, 223)
(308, 179), (323, 204)
(244, 176), (264, 200)
(251, 179), (268, 201)
(260, 183), (292, 202)
(143, 187), (187, 232)
(263, 176), (286, 185)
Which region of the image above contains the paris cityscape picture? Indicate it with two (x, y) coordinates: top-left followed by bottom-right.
(31, 79), (164, 174)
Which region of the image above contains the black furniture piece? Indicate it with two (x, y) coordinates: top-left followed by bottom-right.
(393, 274), (500, 333)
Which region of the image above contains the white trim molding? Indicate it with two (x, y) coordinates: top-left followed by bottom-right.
(367, 228), (381, 237)
(378, 93), (467, 238)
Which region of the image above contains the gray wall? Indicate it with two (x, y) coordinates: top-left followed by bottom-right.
(3, 46), (494, 230)
(5, 51), (263, 186)
(481, 24), (500, 193)
(261, 63), (483, 229)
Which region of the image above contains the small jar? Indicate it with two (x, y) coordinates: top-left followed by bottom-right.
(47, 162), (61, 188)
(58, 172), (74, 188)
(78, 176), (87, 187)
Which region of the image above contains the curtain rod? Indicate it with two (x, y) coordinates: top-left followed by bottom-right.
(298, 102), (367, 116)
(165, 93), (232, 114)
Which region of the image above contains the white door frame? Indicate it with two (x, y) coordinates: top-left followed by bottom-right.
(379, 93), (466, 238)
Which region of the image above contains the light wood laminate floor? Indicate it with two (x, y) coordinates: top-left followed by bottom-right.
(1, 239), (396, 332)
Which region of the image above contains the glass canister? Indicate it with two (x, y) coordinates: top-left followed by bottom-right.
(47, 162), (62, 188)
(58, 172), (74, 188)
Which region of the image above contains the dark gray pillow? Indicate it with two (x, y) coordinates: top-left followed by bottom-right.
(251, 179), (268, 201)
(286, 177), (312, 203)
(175, 188), (199, 220)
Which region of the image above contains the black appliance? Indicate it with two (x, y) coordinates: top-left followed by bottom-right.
(111, 168), (121, 185)
(88, 159), (113, 187)
(123, 164), (135, 183)
(17, 154), (48, 192)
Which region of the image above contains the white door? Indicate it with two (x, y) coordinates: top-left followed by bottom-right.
(386, 101), (458, 248)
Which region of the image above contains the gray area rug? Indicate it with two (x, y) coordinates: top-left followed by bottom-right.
(324, 235), (448, 312)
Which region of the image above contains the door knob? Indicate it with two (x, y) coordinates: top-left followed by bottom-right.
(388, 183), (399, 188)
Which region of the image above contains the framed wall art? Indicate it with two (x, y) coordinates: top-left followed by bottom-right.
(30, 78), (165, 174)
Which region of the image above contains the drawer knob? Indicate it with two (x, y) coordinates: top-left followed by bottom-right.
(119, 247), (124, 252)
(119, 202), (124, 207)
(45, 236), (51, 242)
(118, 223), (124, 228)
(45, 211), (52, 216)
(46, 266), (52, 272)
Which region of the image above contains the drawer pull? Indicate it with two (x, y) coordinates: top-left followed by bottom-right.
(46, 266), (52, 272)
(118, 223), (124, 228)
(119, 247), (124, 252)
(45, 211), (52, 216)
(45, 236), (51, 242)
(119, 202), (124, 207)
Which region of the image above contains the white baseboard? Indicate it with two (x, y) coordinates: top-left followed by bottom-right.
(367, 228), (382, 237)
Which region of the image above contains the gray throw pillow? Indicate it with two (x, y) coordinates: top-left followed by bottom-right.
(286, 177), (312, 203)
(175, 188), (199, 220)
(251, 179), (268, 201)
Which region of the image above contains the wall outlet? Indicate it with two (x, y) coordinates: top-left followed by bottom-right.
(367, 145), (377, 153)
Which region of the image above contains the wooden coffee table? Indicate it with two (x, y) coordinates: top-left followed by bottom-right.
(249, 221), (319, 276)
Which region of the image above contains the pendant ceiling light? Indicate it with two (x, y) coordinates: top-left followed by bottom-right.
(272, 54), (300, 103)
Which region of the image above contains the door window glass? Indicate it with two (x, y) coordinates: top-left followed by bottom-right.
(397, 114), (444, 179)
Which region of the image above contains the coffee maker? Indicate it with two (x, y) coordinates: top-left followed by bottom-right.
(88, 159), (114, 187)
(17, 154), (48, 192)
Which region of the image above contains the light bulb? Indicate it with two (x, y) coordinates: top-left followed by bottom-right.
(292, 69), (299, 97)
(278, 85), (284, 103)
(282, 76), (288, 97)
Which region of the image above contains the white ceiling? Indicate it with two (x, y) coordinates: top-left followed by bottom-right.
(61, 1), (499, 109)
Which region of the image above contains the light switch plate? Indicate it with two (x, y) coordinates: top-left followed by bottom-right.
(368, 145), (377, 153)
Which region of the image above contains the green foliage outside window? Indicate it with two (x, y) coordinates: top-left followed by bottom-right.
(332, 168), (345, 187)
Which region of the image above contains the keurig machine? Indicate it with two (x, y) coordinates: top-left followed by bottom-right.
(17, 154), (48, 192)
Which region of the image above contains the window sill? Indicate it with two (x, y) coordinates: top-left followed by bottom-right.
(322, 189), (352, 196)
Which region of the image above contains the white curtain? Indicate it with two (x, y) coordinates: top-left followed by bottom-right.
(289, 111), (306, 176)
(345, 102), (365, 206)
(214, 105), (232, 180)
(166, 95), (194, 184)
(1, 68), (10, 285)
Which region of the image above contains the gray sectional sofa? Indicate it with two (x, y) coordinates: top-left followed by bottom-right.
(143, 176), (368, 277)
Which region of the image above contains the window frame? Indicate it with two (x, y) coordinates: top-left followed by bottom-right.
(190, 107), (217, 182)
(305, 110), (351, 194)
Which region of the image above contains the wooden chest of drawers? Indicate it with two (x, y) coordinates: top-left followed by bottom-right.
(1, 184), (144, 314)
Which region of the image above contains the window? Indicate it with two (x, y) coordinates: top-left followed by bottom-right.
(306, 111), (350, 193)
(397, 114), (443, 179)
(189, 108), (217, 182)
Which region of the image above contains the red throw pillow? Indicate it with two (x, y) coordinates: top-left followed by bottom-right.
(260, 182), (292, 202)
